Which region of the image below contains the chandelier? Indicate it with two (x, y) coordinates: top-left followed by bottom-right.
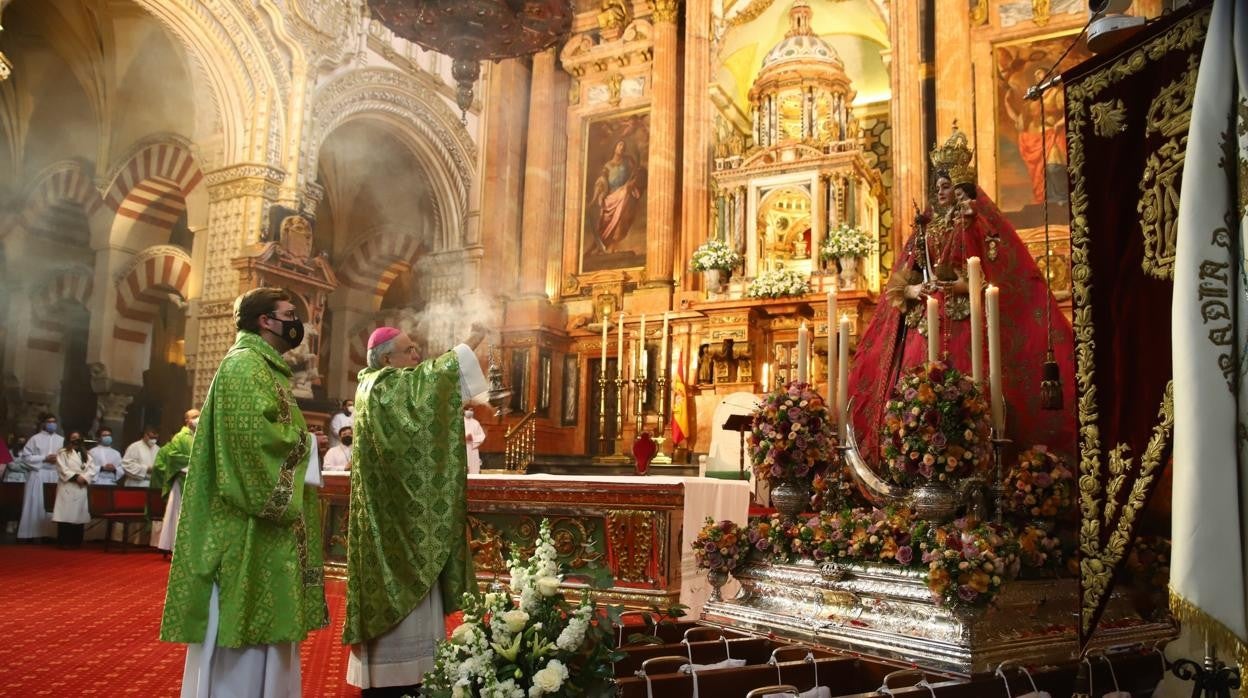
(367, 0), (573, 115)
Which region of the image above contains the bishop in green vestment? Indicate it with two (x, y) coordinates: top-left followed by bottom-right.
(344, 325), (487, 693)
(161, 288), (326, 698)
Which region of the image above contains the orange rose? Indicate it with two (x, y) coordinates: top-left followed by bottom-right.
(969, 571), (991, 593)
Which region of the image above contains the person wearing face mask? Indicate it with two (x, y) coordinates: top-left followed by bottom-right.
(121, 427), (160, 489)
(330, 399), (354, 447)
(324, 426), (353, 472)
(89, 427), (124, 486)
(17, 413), (64, 541)
(463, 407), (485, 475)
(52, 430), (96, 549)
(154, 408), (200, 556)
(161, 287), (326, 698)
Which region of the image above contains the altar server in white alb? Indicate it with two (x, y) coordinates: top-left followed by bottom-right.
(324, 425), (353, 472)
(330, 399), (354, 447)
(53, 431), (96, 549)
(89, 427), (124, 486)
(121, 426), (160, 488)
(463, 407), (486, 474)
(17, 413), (64, 540)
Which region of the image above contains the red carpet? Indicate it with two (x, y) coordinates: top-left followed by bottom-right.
(0, 543), (360, 697)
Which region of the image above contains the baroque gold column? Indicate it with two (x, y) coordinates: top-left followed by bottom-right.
(645, 0), (681, 285)
(520, 48), (569, 297)
(889, 1), (927, 257)
(680, 0), (712, 289)
(935, 0), (973, 138)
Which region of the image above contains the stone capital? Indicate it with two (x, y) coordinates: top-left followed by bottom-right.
(205, 163), (288, 203)
(649, 0), (681, 23)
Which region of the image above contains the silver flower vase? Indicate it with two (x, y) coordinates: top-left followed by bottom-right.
(708, 568), (729, 602)
(912, 480), (959, 523)
(770, 478), (810, 523)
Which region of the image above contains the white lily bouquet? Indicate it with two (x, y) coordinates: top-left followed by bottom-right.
(746, 268), (811, 299)
(421, 520), (623, 698)
(819, 223), (874, 261)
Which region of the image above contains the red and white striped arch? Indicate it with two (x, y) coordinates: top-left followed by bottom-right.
(102, 143), (204, 230)
(26, 269), (93, 354)
(14, 162), (104, 243)
(113, 246), (194, 345)
(337, 232), (423, 311)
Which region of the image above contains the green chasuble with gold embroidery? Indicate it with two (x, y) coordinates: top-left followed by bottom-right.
(343, 350), (474, 645)
(153, 426), (194, 498)
(160, 331), (327, 647)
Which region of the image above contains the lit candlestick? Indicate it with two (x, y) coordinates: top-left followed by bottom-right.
(968, 257), (983, 384)
(659, 311), (669, 373)
(837, 314), (850, 440)
(926, 296), (940, 364)
(761, 362), (770, 391)
(797, 321), (809, 383)
(641, 349), (649, 380)
(986, 285), (1005, 434)
(617, 312), (626, 375)
(826, 287), (837, 401)
(600, 313), (609, 374)
(630, 338), (637, 382)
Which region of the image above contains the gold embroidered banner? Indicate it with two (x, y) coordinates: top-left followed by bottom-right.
(1062, 6), (1210, 649)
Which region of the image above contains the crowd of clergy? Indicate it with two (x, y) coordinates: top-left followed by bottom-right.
(1, 381), (487, 552)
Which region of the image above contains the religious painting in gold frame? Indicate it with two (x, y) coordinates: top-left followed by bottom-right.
(992, 29), (1092, 228)
(579, 109), (650, 274)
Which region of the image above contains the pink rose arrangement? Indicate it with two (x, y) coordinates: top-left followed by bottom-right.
(880, 362), (991, 487)
(749, 382), (836, 486)
(692, 518), (750, 574)
(1004, 446), (1075, 521)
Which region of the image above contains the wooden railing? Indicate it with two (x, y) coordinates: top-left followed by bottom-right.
(504, 410), (537, 472)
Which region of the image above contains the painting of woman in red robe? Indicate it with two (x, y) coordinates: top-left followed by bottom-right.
(581, 112), (649, 272)
(848, 128), (1077, 467)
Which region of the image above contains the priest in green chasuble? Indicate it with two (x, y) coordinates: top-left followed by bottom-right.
(160, 287), (327, 698)
(344, 324), (488, 696)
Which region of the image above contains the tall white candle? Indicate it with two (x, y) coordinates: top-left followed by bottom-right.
(630, 338), (637, 382)
(926, 296), (940, 363)
(986, 285), (1005, 434)
(968, 257), (984, 384)
(797, 321), (809, 383)
(761, 362), (770, 391)
(641, 349), (649, 380)
(660, 311), (670, 373)
(600, 314), (609, 372)
(837, 314), (850, 440)
(639, 313), (646, 345)
(827, 287), (838, 401)
(617, 312), (626, 373)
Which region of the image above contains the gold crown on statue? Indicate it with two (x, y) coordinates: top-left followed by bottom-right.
(929, 124), (976, 187)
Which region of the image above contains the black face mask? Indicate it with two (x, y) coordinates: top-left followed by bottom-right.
(341, 436), (353, 446)
(268, 315), (304, 349)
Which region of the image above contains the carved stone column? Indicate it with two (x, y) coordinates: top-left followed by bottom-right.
(935, 0), (973, 137)
(480, 60), (532, 300)
(644, 0), (681, 285)
(680, 0), (712, 288)
(519, 48), (569, 298)
(189, 164), (286, 404)
(95, 392), (134, 433)
(889, 1), (927, 256)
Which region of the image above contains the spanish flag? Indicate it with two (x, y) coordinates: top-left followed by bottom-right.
(670, 345), (689, 445)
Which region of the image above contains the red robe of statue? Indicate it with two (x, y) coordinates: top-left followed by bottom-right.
(848, 188), (1077, 465)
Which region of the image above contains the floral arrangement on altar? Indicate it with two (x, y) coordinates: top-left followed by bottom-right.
(690, 239), (743, 272)
(819, 223), (874, 261)
(918, 517), (1019, 608)
(748, 382), (836, 486)
(1014, 523), (1065, 573)
(747, 508), (1025, 609)
(422, 520), (622, 698)
(1003, 446), (1075, 521)
(880, 361), (991, 487)
(746, 268), (811, 299)
(692, 518), (750, 574)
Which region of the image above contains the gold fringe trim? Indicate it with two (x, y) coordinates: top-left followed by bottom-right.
(1169, 590), (1248, 697)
